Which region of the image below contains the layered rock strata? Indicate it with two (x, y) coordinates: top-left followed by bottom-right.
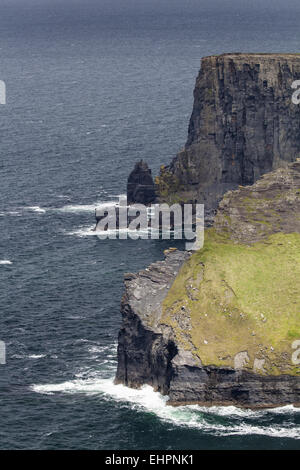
(115, 161), (300, 408)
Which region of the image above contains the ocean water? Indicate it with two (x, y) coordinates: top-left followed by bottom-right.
(0, 0), (299, 450)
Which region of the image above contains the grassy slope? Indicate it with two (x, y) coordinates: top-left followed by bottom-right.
(162, 230), (300, 375)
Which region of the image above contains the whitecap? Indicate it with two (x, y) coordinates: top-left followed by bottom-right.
(88, 345), (111, 354)
(7, 211), (22, 216)
(56, 200), (118, 214)
(65, 225), (97, 237)
(31, 376), (300, 439)
(66, 225), (151, 238)
(28, 354), (46, 359)
(26, 206), (46, 214)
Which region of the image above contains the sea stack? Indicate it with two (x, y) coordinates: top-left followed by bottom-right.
(127, 160), (156, 205)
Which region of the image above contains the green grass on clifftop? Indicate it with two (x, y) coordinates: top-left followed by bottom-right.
(162, 230), (300, 376)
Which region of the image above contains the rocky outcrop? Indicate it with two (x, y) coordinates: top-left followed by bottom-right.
(95, 160), (156, 230)
(115, 249), (191, 393)
(127, 160), (156, 205)
(214, 158), (300, 244)
(155, 53), (300, 215)
(115, 161), (300, 408)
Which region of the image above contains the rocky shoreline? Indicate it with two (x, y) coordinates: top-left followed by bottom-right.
(115, 249), (191, 394)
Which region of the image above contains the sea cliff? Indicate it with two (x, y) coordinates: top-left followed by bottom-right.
(115, 53), (300, 408)
(129, 53), (300, 219)
(115, 160), (300, 408)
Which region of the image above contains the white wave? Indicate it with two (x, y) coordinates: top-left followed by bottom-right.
(66, 225), (151, 238)
(26, 206), (46, 214)
(0, 260), (12, 265)
(2, 207), (46, 216)
(266, 404), (300, 415)
(65, 225), (97, 237)
(3, 195), (125, 218)
(31, 376), (300, 439)
(11, 197), (123, 216)
(88, 345), (116, 354)
(184, 403), (300, 419)
(58, 199), (121, 214)
(66, 315), (84, 320)
(28, 354), (46, 359)
(56, 204), (98, 213)
(7, 211), (22, 216)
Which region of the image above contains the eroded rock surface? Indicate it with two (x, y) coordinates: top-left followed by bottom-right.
(115, 249), (191, 393)
(214, 159), (300, 244)
(115, 162), (300, 408)
(156, 54), (300, 215)
(127, 160), (156, 205)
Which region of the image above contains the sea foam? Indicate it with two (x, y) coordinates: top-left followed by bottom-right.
(31, 375), (300, 439)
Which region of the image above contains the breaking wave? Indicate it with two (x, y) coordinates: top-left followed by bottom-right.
(57, 195), (124, 214)
(27, 354), (46, 359)
(66, 225), (151, 238)
(2, 196), (124, 218)
(55, 200), (117, 214)
(31, 373), (300, 439)
(26, 206), (46, 214)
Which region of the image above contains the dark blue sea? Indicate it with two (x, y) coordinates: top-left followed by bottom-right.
(0, 0), (299, 449)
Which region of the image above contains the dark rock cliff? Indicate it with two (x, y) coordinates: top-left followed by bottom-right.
(115, 250), (191, 393)
(115, 247), (300, 408)
(116, 54), (300, 408)
(115, 161), (300, 408)
(155, 53), (300, 215)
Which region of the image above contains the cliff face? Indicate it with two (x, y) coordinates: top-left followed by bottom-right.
(156, 53), (300, 214)
(115, 161), (300, 408)
(115, 250), (191, 393)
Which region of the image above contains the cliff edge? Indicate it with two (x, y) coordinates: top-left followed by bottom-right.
(154, 53), (300, 216)
(115, 160), (300, 408)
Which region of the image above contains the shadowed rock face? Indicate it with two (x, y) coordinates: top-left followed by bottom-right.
(115, 162), (300, 408)
(157, 54), (300, 214)
(115, 250), (191, 393)
(127, 160), (156, 205)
